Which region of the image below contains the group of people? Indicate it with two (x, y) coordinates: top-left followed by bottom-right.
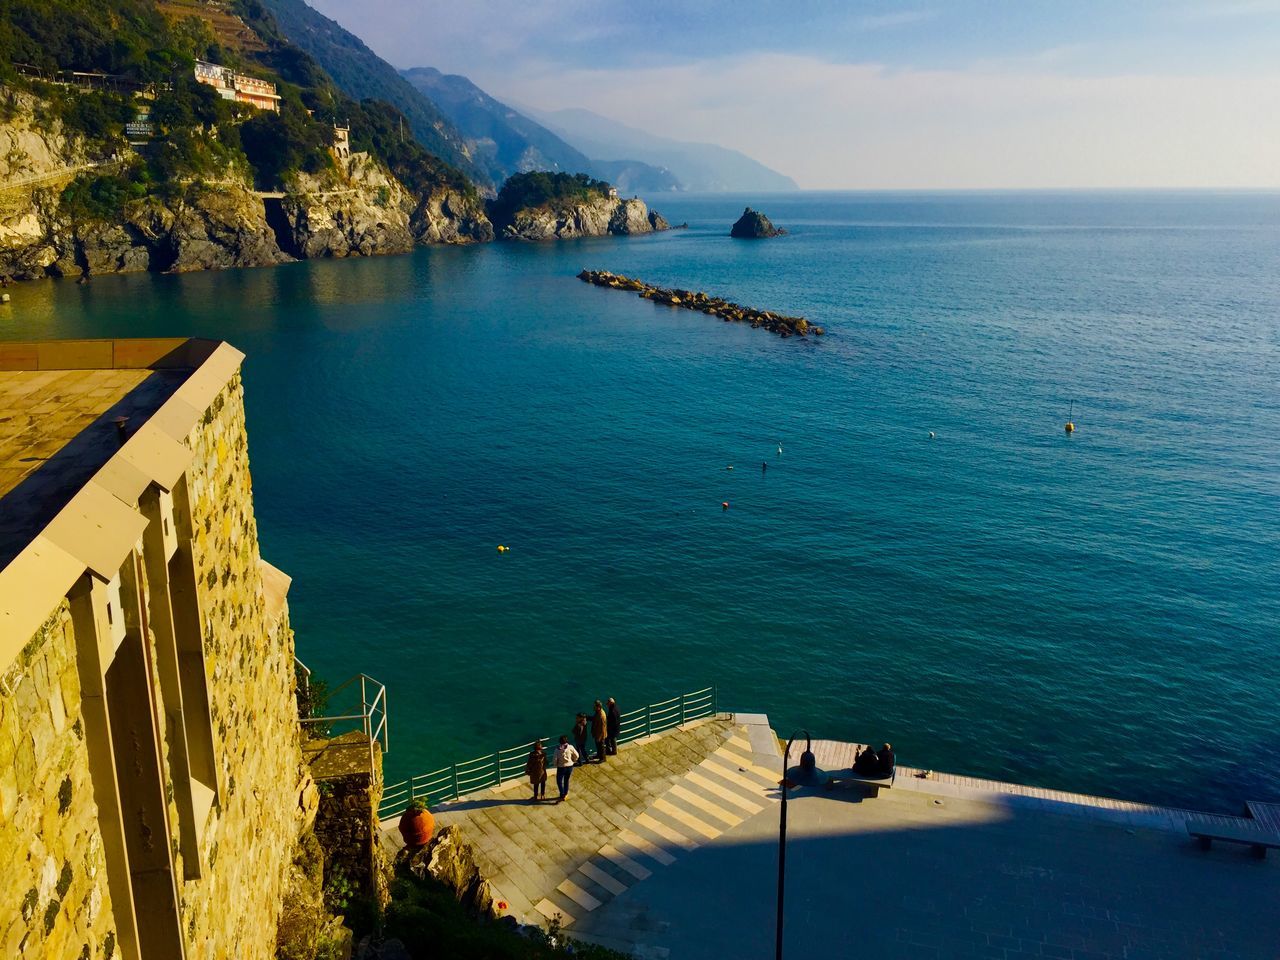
(853, 742), (895, 777)
(523, 698), (621, 802)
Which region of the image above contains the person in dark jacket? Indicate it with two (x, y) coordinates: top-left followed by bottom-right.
(853, 744), (879, 775)
(591, 700), (608, 763)
(572, 714), (589, 766)
(525, 740), (547, 801)
(876, 743), (895, 775)
(605, 697), (621, 755)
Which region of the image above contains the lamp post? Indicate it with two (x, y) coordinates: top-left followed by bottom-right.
(776, 730), (810, 960)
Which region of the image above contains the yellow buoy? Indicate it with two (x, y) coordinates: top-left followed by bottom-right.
(1064, 422), (1075, 433)
(497, 545), (508, 553)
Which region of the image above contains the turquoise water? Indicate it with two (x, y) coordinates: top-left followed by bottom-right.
(5, 192), (1278, 813)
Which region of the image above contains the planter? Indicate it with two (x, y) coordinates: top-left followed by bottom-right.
(398, 806), (435, 847)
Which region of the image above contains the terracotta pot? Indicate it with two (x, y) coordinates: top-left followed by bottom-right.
(398, 806), (434, 847)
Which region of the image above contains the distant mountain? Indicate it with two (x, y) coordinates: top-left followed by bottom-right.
(401, 68), (682, 194)
(400, 67), (589, 179)
(522, 106), (798, 193)
(256, 0), (491, 189)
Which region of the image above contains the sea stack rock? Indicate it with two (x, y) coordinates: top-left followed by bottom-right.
(730, 207), (786, 239)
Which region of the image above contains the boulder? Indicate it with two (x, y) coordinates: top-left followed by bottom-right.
(730, 207), (786, 239)
(400, 825), (498, 919)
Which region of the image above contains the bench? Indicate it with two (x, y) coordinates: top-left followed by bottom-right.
(1186, 820), (1280, 859)
(827, 767), (897, 796)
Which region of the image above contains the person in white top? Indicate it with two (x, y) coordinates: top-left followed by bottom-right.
(554, 735), (579, 801)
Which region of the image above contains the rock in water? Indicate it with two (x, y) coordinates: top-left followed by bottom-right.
(730, 207), (786, 238)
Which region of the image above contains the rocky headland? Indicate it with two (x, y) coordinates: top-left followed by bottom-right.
(577, 269), (822, 338)
(0, 92), (497, 280)
(730, 207), (786, 238)
(494, 195), (668, 241)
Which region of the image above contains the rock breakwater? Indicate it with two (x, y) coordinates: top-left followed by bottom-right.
(577, 269), (823, 338)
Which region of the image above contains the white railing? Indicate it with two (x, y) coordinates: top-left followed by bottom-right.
(299, 669), (389, 784)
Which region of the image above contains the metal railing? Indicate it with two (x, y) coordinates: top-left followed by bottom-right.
(299, 669), (389, 784)
(378, 686), (717, 820)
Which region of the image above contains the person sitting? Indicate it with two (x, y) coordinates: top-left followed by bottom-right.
(876, 743), (895, 775)
(853, 744), (879, 775)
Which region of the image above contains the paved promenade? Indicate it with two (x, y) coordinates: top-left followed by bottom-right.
(381, 716), (1280, 959)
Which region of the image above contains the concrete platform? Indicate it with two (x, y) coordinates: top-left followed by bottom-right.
(383, 716), (1280, 959)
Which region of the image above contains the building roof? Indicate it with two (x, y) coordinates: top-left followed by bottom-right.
(0, 338), (244, 659)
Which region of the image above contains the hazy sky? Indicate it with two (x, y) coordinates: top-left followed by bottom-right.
(303, 0), (1280, 189)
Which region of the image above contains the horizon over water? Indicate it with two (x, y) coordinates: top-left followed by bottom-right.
(4, 190), (1277, 814)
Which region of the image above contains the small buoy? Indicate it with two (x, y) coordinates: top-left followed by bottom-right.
(721, 501), (729, 510)
(1064, 422), (1075, 433)
(928, 431), (935, 439)
(726, 465), (733, 471)
(497, 545), (508, 553)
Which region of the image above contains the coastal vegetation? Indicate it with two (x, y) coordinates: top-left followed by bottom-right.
(0, 1), (672, 277)
(578, 269), (822, 338)
(488, 171), (614, 223)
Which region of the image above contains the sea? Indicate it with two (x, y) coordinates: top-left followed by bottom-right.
(4, 191), (1278, 813)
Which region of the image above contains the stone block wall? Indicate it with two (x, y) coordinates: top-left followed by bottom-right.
(0, 603), (117, 960)
(172, 371), (310, 959)
(1, 363), (313, 960)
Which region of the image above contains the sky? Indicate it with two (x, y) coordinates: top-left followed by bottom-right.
(303, 0), (1280, 189)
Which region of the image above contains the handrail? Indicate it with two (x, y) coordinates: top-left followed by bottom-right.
(300, 671), (390, 785)
(378, 685), (718, 819)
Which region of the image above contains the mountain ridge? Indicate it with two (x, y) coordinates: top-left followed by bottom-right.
(522, 105), (799, 193)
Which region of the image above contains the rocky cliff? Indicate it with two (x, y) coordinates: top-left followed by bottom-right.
(283, 153), (415, 259)
(497, 195), (669, 241)
(0, 97), (502, 280)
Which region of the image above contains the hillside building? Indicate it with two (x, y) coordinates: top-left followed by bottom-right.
(0, 338), (314, 959)
(193, 60), (281, 113)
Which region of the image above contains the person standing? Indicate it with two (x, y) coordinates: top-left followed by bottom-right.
(606, 698), (621, 755)
(591, 700), (609, 762)
(572, 713), (589, 766)
(554, 735), (579, 801)
(525, 740), (547, 801)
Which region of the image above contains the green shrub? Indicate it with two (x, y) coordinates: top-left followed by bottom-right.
(60, 171), (146, 222)
(384, 867), (634, 960)
(489, 171), (613, 224)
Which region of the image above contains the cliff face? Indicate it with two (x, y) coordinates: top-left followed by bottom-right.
(0, 95), (292, 279)
(284, 153), (415, 259)
(497, 196), (668, 241)
(0, 93), (499, 280)
(407, 187), (495, 244)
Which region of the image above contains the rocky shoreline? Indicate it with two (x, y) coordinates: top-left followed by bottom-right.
(0, 91), (671, 283)
(577, 269), (823, 338)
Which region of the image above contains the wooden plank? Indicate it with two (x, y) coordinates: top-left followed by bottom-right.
(1247, 801), (1280, 832)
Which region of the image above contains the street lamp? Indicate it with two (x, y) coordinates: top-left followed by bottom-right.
(776, 729), (814, 960)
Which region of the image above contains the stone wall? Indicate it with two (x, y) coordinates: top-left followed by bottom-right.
(171, 371), (312, 958)
(309, 732), (389, 909)
(0, 363), (314, 959)
(0, 603), (118, 959)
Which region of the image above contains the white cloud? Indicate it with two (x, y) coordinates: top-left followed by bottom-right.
(477, 54), (1280, 189)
